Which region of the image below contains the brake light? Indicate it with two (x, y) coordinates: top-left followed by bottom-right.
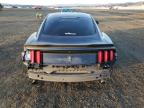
(30, 50), (42, 64)
(110, 50), (114, 61)
(104, 51), (108, 62)
(98, 50), (115, 64)
(36, 51), (41, 64)
(98, 51), (102, 63)
(30, 50), (35, 63)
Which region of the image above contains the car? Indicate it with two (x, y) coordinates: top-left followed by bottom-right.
(61, 8), (73, 12)
(22, 12), (117, 82)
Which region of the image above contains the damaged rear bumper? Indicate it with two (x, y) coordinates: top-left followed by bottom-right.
(27, 69), (110, 82)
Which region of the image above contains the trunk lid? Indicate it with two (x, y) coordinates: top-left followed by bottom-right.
(43, 53), (96, 65)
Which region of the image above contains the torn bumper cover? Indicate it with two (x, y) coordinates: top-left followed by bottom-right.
(27, 69), (110, 82)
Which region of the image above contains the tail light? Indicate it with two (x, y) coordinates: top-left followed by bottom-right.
(30, 50), (42, 64)
(110, 50), (114, 61)
(97, 49), (115, 64)
(30, 50), (35, 64)
(36, 51), (41, 64)
(98, 51), (103, 63)
(104, 51), (108, 62)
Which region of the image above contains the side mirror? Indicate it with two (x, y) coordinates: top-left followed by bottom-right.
(96, 20), (99, 24)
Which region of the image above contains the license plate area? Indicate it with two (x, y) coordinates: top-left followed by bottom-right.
(43, 53), (96, 65)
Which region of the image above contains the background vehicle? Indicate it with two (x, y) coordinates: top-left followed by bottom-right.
(22, 12), (116, 82)
(0, 3), (3, 11)
(61, 8), (73, 12)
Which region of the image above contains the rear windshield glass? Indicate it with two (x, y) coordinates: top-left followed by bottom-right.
(42, 16), (96, 36)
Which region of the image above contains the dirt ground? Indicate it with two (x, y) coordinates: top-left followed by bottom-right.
(0, 9), (144, 108)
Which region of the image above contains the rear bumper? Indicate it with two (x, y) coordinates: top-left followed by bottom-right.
(27, 69), (110, 82)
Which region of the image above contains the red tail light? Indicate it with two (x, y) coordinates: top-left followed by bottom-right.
(110, 50), (114, 61)
(30, 50), (35, 63)
(36, 51), (41, 64)
(98, 50), (115, 64)
(30, 50), (41, 64)
(104, 51), (108, 62)
(98, 51), (102, 63)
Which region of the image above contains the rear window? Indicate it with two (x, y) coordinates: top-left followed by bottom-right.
(42, 16), (96, 36)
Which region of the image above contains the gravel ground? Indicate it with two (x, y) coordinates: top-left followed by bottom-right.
(0, 9), (144, 108)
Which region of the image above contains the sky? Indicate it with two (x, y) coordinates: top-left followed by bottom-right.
(0, 0), (144, 5)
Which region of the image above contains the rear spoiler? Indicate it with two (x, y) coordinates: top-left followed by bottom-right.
(24, 44), (114, 48)
(24, 44), (116, 53)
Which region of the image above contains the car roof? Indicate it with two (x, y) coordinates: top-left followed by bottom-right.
(46, 12), (92, 20)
